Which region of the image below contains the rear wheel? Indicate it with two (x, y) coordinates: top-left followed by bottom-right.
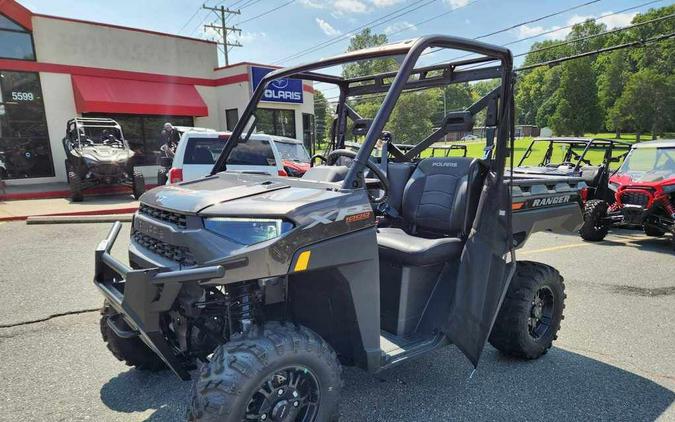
(489, 261), (565, 359)
(644, 225), (665, 237)
(188, 322), (342, 422)
(580, 199), (609, 241)
(132, 169), (145, 199)
(67, 165), (84, 202)
(157, 168), (168, 186)
(100, 301), (165, 371)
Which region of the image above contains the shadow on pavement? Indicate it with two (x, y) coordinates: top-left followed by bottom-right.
(598, 236), (675, 255)
(100, 346), (674, 421)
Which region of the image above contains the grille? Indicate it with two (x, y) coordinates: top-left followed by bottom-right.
(90, 164), (124, 177)
(621, 191), (650, 207)
(132, 230), (196, 266)
(139, 204), (187, 228)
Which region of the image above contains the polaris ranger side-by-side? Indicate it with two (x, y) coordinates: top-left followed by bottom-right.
(94, 36), (584, 421)
(513, 137), (631, 203)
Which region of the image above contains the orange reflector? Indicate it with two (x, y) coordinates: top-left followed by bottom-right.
(294, 251), (311, 272)
(512, 202), (525, 210)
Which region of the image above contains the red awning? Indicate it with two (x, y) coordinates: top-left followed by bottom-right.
(71, 75), (208, 117)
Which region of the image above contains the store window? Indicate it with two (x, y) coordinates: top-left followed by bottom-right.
(225, 108), (239, 131)
(0, 71), (54, 179)
(84, 113), (193, 165)
(0, 15), (35, 60)
(256, 108), (296, 139)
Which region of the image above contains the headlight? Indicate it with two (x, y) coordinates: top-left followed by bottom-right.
(664, 184), (675, 194)
(204, 218), (294, 245)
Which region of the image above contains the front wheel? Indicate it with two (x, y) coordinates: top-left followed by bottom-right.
(188, 322), (343, 422)
(132, 169), (145, 200)
(580, 199), (609, 241)
(99, 302), (165, 371)
(489, 261), (565, 359)
(68, 165), (84, 202)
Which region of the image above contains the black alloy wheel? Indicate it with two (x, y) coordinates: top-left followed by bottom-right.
(246, 366), (320, 422)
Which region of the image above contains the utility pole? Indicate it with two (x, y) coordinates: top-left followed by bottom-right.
(202, 4), (242, 66)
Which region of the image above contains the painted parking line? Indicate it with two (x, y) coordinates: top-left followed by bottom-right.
(520, 243), (590, 255)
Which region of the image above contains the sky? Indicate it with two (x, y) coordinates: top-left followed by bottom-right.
(18, 0), (668, 97)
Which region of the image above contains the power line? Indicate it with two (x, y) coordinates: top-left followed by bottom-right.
(239, 0), (296, 25)
(425, 0), (666, 67)
(377, 0), (481, 38)
(321, 30), (674, 102)
(315, 0), (616, 95)
(271, 0), (438, 64)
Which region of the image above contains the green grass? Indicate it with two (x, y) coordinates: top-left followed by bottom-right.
(315, 133), (645, 169)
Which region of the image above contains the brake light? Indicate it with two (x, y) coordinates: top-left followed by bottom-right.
(277, 168), (289, 177)
(580, 187), (589, 202)
(168, 168), (183, 184)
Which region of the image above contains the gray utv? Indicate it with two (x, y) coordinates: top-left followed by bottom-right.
(63, 117), (145, 201)
(94, 36), (584, 421)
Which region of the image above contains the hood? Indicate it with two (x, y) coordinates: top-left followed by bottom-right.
(141, 172), (341, 214)
(282, 160), (311, 176)
(80, 146), (132, 163)
(609, 171), (675, 187)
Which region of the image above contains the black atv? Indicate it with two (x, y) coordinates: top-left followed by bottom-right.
(513, 137), (631, 203)
(62, 118), (145, 202)
(93, 36), (584, 421)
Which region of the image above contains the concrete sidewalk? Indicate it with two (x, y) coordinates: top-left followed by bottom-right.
(0, 196), (139, 221)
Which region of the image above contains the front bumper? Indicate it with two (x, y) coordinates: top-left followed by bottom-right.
(94, 221), (225, 379)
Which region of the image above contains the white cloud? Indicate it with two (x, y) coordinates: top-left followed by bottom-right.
(446, 0), (470, 8)
(315, 18), (341, 36)
(384, 21), (418, 35)
(300, 0), (368, 14)
(599, 11), (637, 28)
(238, 31), (267, 44)
(515, 11), (638, 41)
(372, 0), (402, 7)
(334, 0), (368, 14)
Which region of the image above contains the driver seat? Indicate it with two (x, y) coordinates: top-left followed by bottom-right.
(377, 157), (483, 266)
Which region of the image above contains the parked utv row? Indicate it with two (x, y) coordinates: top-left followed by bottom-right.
(93, 36), (588, 421)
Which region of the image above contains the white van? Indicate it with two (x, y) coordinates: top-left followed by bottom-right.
(165, 132), (310, 184)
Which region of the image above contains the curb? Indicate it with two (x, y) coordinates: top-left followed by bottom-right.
(0, 206), (138, 222)
(26, 214), (134, 224)
(0, 184), (158, 201)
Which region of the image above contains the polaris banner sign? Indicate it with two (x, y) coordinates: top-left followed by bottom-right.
(251, 66), (303, 104)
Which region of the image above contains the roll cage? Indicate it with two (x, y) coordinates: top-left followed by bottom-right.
(518, 137), (632, 171)
(213, 35), (515, 188)
(65, 117), (127, 150)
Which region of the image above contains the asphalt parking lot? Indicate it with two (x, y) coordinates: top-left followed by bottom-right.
(0, 221), (673, 421)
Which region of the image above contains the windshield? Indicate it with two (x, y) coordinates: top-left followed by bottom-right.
(617, 147), (675, 179)
(275, 142), (310, 162)
(78, 126), (123, 146)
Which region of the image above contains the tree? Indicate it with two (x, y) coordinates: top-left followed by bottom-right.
(610, 69), (674, 141)
(387, 90), (441, 144)
(550, 57), (602, 136)
(313, 90), (329, 146)
(342, 29), (398, 79)
(597, 50), (630, 137)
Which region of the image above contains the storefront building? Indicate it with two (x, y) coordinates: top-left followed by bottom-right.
(0, 0), (314, 185)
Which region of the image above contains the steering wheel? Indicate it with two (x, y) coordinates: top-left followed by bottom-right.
(310, 153), (327, 167)
(325, 149), (390, 205)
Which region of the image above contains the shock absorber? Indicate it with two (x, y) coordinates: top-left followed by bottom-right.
(660, 194), (675, 219)
(224, 281), (260, 335)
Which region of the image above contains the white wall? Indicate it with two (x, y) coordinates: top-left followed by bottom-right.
(32, 16), (217, 78)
